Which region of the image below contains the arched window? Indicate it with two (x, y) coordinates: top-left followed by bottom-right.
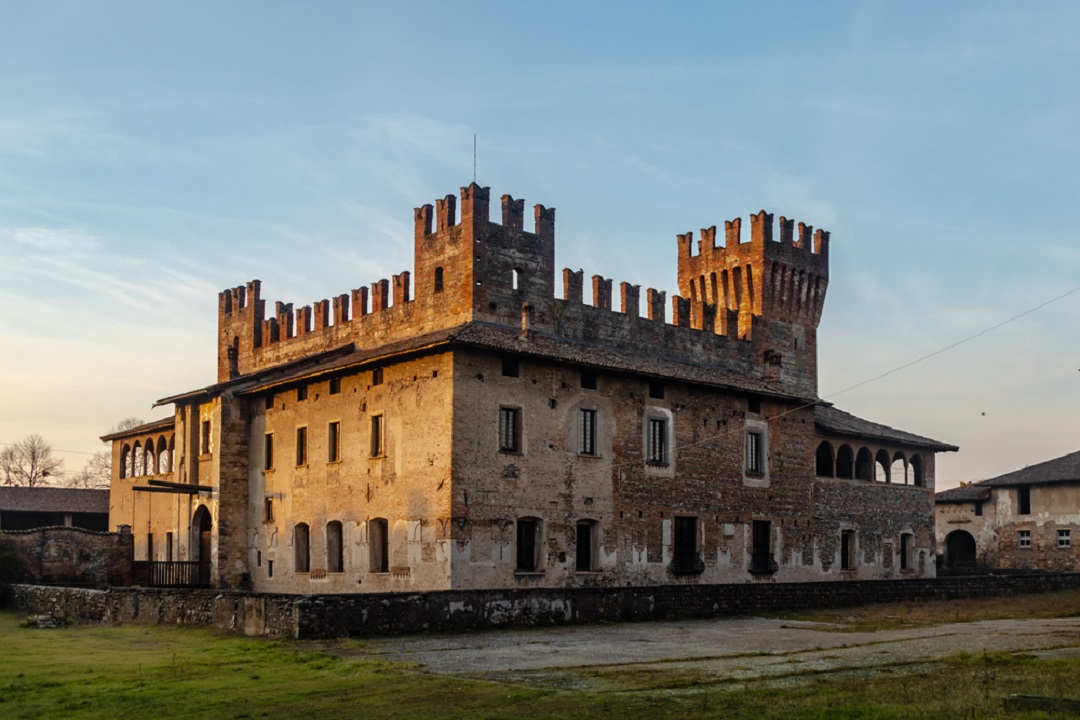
(891, 452), (907, 485)
(855, 447), (873, 481)
(133, 441), (144, 477)
(157, 436), (169, 474)
(326, 521), (343, 574)
(144, 443), (155, 476)
(836, 444), (854, 479)
(433, 267), (444, 293)
(910, 455), (924, 487)
(168, 435), (175, 471)
(294, 523), (310, 573)
(369, 518), (388, 573)
(815, 441), (835, 477)
(874, 449), (890, 483)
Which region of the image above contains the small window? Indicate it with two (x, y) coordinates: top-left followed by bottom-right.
(900, 533), (913, 571)
(294, 523), (310, 573)
(672, 516), (700, 574)
(647, 417), (668, 466)
(263, 433), (274, 471)
(264, 497), (274, 523)
(502, 357), (519, 377)
(264, 395), (274, 410)
(267, 559), (274, 578)
(329, 377), (341, 395)
(840, 530), (856, 570)
(516, 517), (541, 572)
(295, 426), (307, 465)
(499, 407), (520, 452)
(745, 431), (764, 475)
(146, 533), (154, 562)
(327, 521), (343, 573)
(200, 420), (211, 455)
(580, 370), (597, 390)
(434, 267), (444, 293)
(370, 415), (384, 457)
(579, 409), (597, 456)
(648, 382), (665, 399)
(328, 421), (341, 462)
(372, 368), (383, 386)
(1018, 529), (1031, 548)
(747, 396), (761, 414)
(1018, 486), (1031, 515)
(369, 518), (388, 572)
(974, 501), (983, 517)
(166, 532), (173, 562)
(297, 385), (308, 402)
(576, 520), (598, 572)
(512, 267), (522, 290)
(1058, 529), (1072, 548)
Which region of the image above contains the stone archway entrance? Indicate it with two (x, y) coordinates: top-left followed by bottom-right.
(945, 530), (977, 570)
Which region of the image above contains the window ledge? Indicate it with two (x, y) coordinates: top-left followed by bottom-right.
(327, 459), (342, 465)
(514, 571), (545, 577)
(574, 570), (603, 575)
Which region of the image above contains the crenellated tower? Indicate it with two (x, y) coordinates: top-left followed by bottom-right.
(677, 211), (829, 395)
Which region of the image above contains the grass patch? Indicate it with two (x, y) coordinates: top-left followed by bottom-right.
(1, 610), (1079, 719)
(759, 587), (1080, 632)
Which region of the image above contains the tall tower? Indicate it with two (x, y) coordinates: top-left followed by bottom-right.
(677, 211), (829, 397)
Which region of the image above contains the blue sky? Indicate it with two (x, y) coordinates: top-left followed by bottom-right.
(2, 2), (1078, 489)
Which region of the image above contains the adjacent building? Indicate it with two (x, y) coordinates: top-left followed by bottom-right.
(936, 450), (1080, 571)
(0, 487), (109, 532)
(106, 183), (956, 593)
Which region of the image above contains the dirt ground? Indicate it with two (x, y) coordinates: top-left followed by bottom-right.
(348, 614), (1080, 690)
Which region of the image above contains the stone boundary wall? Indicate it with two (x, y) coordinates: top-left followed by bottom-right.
(4, 573), (1080, 640)
(1, 527), (131, 588)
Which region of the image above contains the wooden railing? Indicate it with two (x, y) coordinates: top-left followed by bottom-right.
(132, 561), (211, 588)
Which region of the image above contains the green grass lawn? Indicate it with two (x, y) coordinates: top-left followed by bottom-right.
(1, 609), (1078, 719)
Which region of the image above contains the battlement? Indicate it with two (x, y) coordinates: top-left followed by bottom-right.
(216, 188), (830, 397)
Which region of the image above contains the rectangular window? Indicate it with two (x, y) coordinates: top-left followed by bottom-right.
(646, 417), (668, 466)
(295, 427), (307, 465)
(263, 433), (274, 471)
(264, 497), (274, 522)
(1058, 529), (1072, 548)
(327, 521), (343, 573)
(370, 415), (384, 457)
(166, 532), (173, 562)
(297, 385), (308, 402)
(329, 377), (341, 395)
(751, 520), (773, 573)
(499, 407), (520, 452)
(576, 521), (597, 572)
(502, 357), (519, 377)
(900, 533), (913, 571)
(747, 396), (761, 414)
(1018, 486), (1031, 515)
(267, 559), (273, 578)
(294, 524), (310, 573)
(200, 420), (211, 454)
(840, 530), (856, 570)
(369, 518), (389, 572)
(580, 370), (597, 390)
(648, 382), (665, 399)
(579, 409), (597, 455)
(328, 422), (340, 462)
(372, 368), (383, 386)
(745, 431), (764, 475)
(264, 395), (274, 410)
(974, 501), (983, 517)
(1018, 530), (1031, 548)
(516, 518), (540, 572)
(146, 533), (154, 562)
(672, 516), (699, 574)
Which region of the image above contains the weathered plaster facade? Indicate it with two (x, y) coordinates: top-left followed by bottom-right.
(936, 451), (1080, 571)
(107, 183), (955, 593)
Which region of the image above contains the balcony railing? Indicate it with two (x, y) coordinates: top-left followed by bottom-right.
(132, 561), (211, 588)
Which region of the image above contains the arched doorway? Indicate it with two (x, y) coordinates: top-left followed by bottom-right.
(945, 530), (977, 570)
(192, 506), (212, 586)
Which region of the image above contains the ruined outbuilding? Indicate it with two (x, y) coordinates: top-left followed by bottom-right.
(106, 184), (956, 593)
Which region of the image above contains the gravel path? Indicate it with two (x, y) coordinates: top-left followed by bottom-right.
(349, 615), (1080, 688)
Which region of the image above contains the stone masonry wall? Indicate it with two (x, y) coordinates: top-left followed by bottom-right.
(6, 573), (1079, 640)
(2, 527), (132, 587)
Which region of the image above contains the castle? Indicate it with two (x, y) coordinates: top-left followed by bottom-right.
(105, 183), (956, 593)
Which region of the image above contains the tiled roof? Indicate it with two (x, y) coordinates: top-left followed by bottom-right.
(815, 405), (958, 452)
(100, 416), (175, 442)
(0, 487), (109, 514)
(935, 484), (991, 503)
(978, 449), (1080, 487)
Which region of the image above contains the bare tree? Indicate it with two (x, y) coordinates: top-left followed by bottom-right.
(0, 434), (63, 487)
(110, 417), (146, 434)
(66, 451), (112, 489)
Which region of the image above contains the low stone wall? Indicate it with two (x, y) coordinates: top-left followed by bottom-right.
(2, 527), (131, 588)
(5, 572), (1080, 639)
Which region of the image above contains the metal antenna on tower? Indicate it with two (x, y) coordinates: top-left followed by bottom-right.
(473, 134), (477, 183)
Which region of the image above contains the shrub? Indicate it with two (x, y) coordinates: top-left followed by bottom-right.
(0, 533), (27, 583)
